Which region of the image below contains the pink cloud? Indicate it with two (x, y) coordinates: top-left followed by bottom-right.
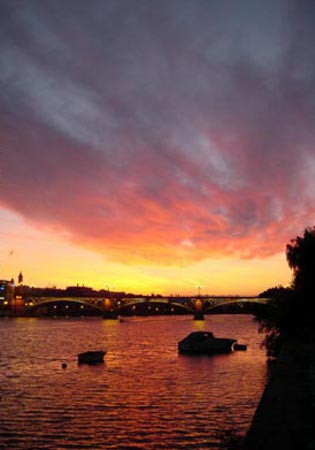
(1, 1), (315, 265)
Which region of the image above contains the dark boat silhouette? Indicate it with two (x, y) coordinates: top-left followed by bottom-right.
(78, 350), (106, 364)
(234, 343), (247, 351)
(178, 331), (236, 355)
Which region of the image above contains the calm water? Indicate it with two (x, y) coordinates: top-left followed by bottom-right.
(0, 315), (268, 449)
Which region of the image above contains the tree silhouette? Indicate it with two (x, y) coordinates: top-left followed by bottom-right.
(286, 226), (315, 296)
(284, 226), (315, 339)
(256, 227), (315, 356)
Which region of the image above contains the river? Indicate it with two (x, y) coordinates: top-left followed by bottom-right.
(0, 315), (268, 449)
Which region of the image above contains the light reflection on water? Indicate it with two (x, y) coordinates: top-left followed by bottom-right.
(0, 315), (267, 449)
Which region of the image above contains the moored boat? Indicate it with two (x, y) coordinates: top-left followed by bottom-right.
(78, 350), (106, 364)
(178, 331), (236, 355)
(234, 343), (247, 351)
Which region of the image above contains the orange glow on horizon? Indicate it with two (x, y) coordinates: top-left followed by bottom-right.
(0, 209), (292, 296)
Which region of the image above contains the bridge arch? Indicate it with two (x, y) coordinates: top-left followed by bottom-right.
(202, 298), (269, 313)
(116, 298), (193, 315)
(25, 297), (107, 315)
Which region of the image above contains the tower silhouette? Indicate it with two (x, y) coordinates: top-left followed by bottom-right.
(18, 271), (23, 285)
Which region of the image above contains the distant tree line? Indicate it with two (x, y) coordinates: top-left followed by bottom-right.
(258, 285), (293, 299)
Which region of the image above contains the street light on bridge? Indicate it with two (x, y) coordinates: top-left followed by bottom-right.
(195, 284), (203, 297)
(106, 285), (116, 295)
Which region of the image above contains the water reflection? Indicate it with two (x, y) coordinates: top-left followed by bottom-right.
(0, 315), (267, 449)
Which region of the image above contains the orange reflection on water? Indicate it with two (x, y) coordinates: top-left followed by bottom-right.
(0, 315), (268, 449)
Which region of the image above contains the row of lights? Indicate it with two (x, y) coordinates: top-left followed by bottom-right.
(52, 305), (85, 309)
(132, 305), (175, 312)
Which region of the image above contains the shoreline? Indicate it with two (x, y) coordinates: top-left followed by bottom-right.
(244, 338), (315, 449)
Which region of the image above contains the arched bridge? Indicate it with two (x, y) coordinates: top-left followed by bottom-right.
(24, 296), (270, 319)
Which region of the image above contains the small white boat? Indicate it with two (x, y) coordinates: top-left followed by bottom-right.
(178, 331), (236, 355)
(78, 350), (106, 364)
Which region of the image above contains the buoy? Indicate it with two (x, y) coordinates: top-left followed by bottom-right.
(61, 363), (67, 369)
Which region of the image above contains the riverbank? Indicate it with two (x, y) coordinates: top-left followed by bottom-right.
(244, 338), (315, 449)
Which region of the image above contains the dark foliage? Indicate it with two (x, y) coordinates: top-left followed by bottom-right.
(286, 227), (315, 297)
(258, 285), (293, 299)
(256, 227), (315, 356)
(286, 227), (315, 333)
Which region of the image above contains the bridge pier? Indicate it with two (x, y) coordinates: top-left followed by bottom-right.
(102, 311), (118, 319)
(193, 311), (205, 320)
(193, 298), (205, 320)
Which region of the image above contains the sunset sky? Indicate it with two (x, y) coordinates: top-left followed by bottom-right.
(1, 0), (314, 296)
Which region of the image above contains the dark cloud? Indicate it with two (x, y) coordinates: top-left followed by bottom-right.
(1, 0), (315, 263)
